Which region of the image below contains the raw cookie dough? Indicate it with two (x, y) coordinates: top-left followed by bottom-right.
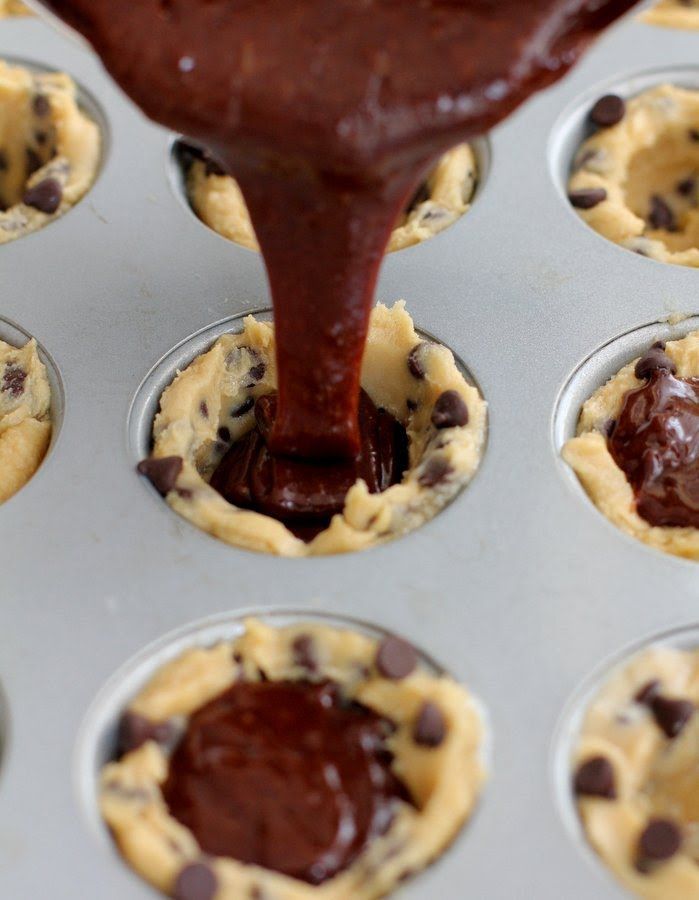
(568, 84), (699, 267)
(573, 644), (699, 898)
(0, 337), (51, 503)
(184, 143), (478, 253)
(101, 617), (486, 900)
(642, 1), (699, 30)
(0, 59), (100, 243)
(142, 302), (487, 556)
(0, 0), (30, 15)
(562, 329), (699, 560)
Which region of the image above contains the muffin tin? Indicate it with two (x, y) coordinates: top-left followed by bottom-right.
(2, 4), (699, 898)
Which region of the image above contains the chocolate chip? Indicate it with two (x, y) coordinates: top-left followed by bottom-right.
(232, 397), (254, 417)
(25, 147), (42, 177)
(173, 862), (218, 900)
(32, 94), (50, 117)
(136, 455), (183, 495)
(292, 634), (318, 672)
(638, 819), (682, 866)
(634, 347), (676, 380)
(376, 635), (418, 680)
(652, 340), (666, 350)
(650, 695), (694, 739)
(247, 361), (266, 383)
(217, 426), (231, 442)
(408, 343), (426, 379)
(406, 398), (417, 412)
(118, 711), (175, 755)
(649, 195), (677, 232)
(0, 150), (6, 172)
(418, 456), (452, 487)
(568, 187), (607, 209)
(677, 177), (695, 197)
(176, 487), (193, 500)
(690, 128), (699, 143)
(199, 400), (208, 418)
(431, 390), (468, 429)
(34, 130), (48, 146)
(573, 756), (616, 799)
(23, 178), (62, 214)
(413, 701), (446, 747)
(590, 94), (626, 128)
(635, 679), (660, 705)
(2, 364), (26, 397)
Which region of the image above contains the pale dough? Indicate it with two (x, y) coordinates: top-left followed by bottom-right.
(568, 84), (699, 267)
(562, 329), (699, 560)
(0, 337), (51, 503)
(148, 302), (487, 557)
(186, 144), (477, 253)
(642, 1), (699, 30)
(101, 617), (486, 900)
(0, 0), (30, 15)
(575, 644), (699, 898)
(0, 59), (100, 243)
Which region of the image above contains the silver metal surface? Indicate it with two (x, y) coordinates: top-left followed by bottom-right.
(0, 6), (698, 898)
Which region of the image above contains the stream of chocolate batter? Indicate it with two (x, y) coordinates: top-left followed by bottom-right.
(43, 0), (638, 516)
(161, 679), (410, 883)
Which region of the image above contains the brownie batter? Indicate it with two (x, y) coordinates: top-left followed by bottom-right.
(43, 0), (638, 519)
(100, 618), (486, 899)
(162, 679), (410, 884)
(563, 330), (699, 559)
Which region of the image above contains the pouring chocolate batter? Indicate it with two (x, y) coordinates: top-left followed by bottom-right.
(41, 0), (638, 528)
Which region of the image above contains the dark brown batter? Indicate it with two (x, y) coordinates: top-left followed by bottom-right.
(160, 679), (410, 884)
(609, 366), (699, 528)
(44, 0), (638, 517)
(210, 390), (408, 540)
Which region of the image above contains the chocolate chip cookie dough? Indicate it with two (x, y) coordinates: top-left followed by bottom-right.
(0, 337), (51, 503)
(0, 0), (30, 16)
(568, 85), (699, 267)
(182, 143), (478, 252)
(573, 643), (699, 898)
(642, 1), (699, 30)
(0, 59), (100, 243)
(101, 617), (485, 900)
(563, 331), (699, 560)
(138, 302), (486, 556)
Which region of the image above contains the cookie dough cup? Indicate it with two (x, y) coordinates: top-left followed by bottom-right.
(99, 617), (486, 900)
(182, 142), (478, 252)
(0, 336), (51, 503)
(563, 329), (699, 560)
(0, 59), (100, 243)
(568, 84), (699, 266)
(570, 635), (699, 898)
(139, 302), (486, 557)
(642, 1), (699, 30)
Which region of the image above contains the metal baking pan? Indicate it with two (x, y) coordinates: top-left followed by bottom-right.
(1, 4), (698, 897)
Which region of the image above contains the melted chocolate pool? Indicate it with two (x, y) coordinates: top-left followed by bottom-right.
(161, 679), (411, 884)
(211, 390), (408, 539)
(609, 366), (699, 528)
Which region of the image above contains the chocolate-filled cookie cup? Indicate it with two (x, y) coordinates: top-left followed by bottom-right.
(553, 623), (699, 899)
(169, 136), (490, 253)
(549, 66), (699, 267)
(0, 315), (62, 505)
(0, 55), (106, 243)
(74, 610), (488, 900)
(553, 314), (699, 562)
(129, 306), (487, 557)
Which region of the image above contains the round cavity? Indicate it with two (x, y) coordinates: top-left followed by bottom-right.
(552, 622), (699, 895)
(552, 313), (699, 524)
(0, 54), (108, 244)
(128, 306), (488, 556)
(0, 314), (64, 501)
(168, 135), (491, 252)
(75, 608), (489, 885)
(549, 65), (699, 264)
